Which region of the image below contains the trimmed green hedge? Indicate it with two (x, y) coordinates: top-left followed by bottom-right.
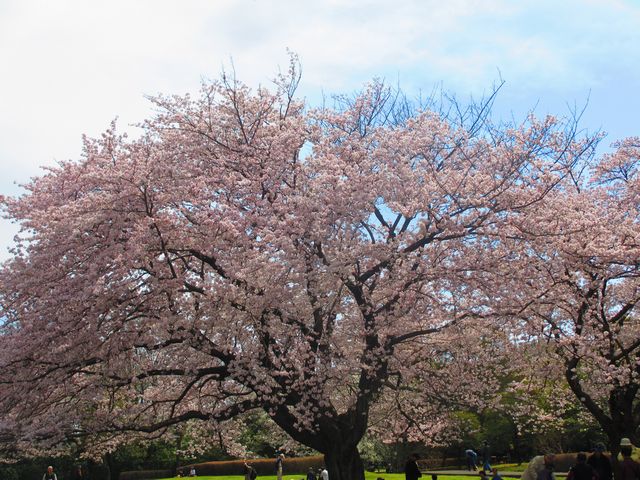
(119, 456), (323, 480)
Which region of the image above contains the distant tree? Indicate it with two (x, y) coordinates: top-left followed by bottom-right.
(0, 60), (603, 480)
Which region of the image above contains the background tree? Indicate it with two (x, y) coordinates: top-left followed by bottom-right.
(493, 138), (640, 476)
(0, 62), (602, 480)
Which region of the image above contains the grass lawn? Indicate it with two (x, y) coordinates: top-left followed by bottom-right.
(158, 475), (495, 480)
(157, 463), (533, 480)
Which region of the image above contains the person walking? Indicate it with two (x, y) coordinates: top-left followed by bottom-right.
(482, 442), (492, 472)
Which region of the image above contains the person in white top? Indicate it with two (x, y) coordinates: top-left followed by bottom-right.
(321, 467), (329, 480)
(521, 454), (556, 480)
(43, 466), (58, 480)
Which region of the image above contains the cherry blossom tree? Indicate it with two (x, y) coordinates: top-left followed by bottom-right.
(0, 63), (600, 480)
(490, 137), (640, 473)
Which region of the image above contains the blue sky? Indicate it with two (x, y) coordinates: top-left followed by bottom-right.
(1, 0), (639, 260)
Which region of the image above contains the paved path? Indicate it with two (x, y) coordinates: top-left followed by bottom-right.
(424, 470), (567, 478)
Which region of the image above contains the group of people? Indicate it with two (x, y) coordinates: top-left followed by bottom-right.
(42, 465), (85, 480)
(306, 466), (330, 480)
(405, 438), (640, 480)
(245, 455), (329, 480)
(466, 442), (493, 472)
(521, 439), (634, 480)
(176, 466), (198, 477)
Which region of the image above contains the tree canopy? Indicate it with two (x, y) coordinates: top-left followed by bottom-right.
(1, 63), (638, 480)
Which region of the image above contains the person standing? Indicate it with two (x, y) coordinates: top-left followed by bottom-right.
(321, 466), (329, 480)
(491, 467), (503, 480)
(306, 467), (317, 480)
(73, 465), (86, 480)
(619, 438), (640, 480)
(405, 454), (422, 480)
(587, 443), (612, 480)
(275, 454), (284, 480)
(43, 466), (58, 480)
(567, 453), (596, 480)
(244, 462), (257, 480)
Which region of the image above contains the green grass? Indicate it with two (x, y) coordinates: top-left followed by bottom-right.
(158, 474), (502, 480)
(156, 463), (535, 480)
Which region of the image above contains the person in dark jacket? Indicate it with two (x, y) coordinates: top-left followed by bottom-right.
(244, 462), (257, 480)
(306, 467), (317, 480)
(567, 453), (596, 480)
(405, 454), (422, 480)
(587, 443), (612, 480)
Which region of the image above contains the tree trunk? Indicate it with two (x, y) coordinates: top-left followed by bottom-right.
(268, 402), (370, 480)
(324, 442), (366, 480)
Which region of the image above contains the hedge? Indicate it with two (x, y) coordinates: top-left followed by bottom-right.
(183, 455), (325, 477)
